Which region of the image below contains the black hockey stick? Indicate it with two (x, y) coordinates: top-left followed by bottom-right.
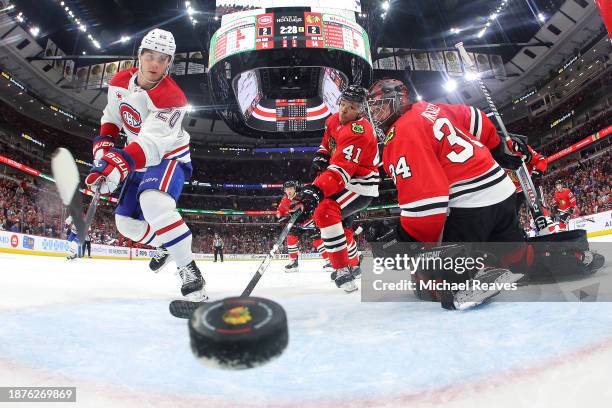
(456, 42), (551, 232)
(170, 210), (303, 319)
(241, 210), (302, 297)
(51, 148), (101, 243)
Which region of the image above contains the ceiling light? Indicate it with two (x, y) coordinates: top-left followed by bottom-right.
(451, 27), (461, 34)
(465, 71), (480, 81)
(490, 13), (497, 20)
(120, 36), (130, 43)
(416, 94), (423, 101)
(29, 26), (40, 37)
(382, 2), (390, 11)
(477, 28), (486, 38)
(538, 13), (545, 22)
(443, 79), (457, 92)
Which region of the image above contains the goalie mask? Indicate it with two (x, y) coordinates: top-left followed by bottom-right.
(367, 79), (410, 133)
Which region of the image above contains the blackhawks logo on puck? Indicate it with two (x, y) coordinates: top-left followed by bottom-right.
(384, 126), (396, 145)
(222, 306), (252, 325)
(351, 123), (365, 134)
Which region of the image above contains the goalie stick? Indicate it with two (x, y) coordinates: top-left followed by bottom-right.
(456, 42), (552, 233)
(51, 148), (101, 244)
(169, 210), (303, 318)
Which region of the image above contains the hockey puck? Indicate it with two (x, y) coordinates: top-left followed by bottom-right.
(189, 296), (288, 369)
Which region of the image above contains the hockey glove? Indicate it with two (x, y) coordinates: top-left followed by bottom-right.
(365, 219), (424, 260)
(506, 133), (532, 164)
(92, 135), (116, 166)
(309, 152), (330, 178)
(85, 149), (134, 195)
(290, 184), (323, 224)
(491, 140), (522, 170)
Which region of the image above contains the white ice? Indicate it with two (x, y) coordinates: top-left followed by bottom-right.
(0, 238), (611, 408)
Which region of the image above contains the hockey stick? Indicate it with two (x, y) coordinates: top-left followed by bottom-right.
(455, 42), (551, 232)
(240, 209), (303, 297)
(51, 148), (101, 243)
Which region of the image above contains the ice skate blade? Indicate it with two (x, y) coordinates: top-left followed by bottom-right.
(340, 281), (358, 293)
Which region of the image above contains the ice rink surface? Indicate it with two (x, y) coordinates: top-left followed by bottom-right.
(1, 237), (611, 407)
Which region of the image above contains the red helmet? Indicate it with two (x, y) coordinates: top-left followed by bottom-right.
(367, 79), (410, 131)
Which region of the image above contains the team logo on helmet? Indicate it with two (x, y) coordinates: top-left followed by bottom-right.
(384, 126), (395, 145)
(119, 103), (142, 134)
(351, 123), (365, 134)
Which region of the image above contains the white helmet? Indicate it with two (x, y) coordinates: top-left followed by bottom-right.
(138, 28), (176, 60)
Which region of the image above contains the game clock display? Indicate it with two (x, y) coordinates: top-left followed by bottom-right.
(209, 10), (371, 67)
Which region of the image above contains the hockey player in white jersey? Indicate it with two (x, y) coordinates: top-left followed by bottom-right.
(64, 215), (80, 260)
(85, 28), (206, 301)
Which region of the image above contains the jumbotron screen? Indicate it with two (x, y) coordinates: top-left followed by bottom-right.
(209, 10), (371, 68)
(216, 1), (362, 15)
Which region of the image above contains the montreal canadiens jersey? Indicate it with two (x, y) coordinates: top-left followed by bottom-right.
(554, 188), (576, 211)
(100, 68), (191, 170)
(316, 113), (380, 197)
(382, 101), (516, 242)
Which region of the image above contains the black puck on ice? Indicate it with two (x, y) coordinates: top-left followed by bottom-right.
(188, 296), (288, 369)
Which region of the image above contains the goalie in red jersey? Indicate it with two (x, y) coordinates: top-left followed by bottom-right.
(291, 85), (380, 292)
(277, 180), (328, 273)
(365, 78), (529, 309)
(553, 180), (577, 230)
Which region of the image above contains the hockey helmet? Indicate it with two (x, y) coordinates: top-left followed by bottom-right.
(138, 29), (176, 65)
(367, 79), (410, 132)
(283, 180), (299, 189)
(339, 85), (368, 105)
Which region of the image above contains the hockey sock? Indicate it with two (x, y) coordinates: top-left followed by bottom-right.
(115, 214), (163, 247)
(287, 234), (299, 260)
(345, 227), (359, 267)
(313, 238), (327, 259)
(140, 190), (193, 267)
(320, 223), (349, 269)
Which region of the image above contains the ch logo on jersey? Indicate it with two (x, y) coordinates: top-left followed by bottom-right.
(352, 123), (365, 134)
(384, 126), (395, 145)
(119, 102), (142, 134)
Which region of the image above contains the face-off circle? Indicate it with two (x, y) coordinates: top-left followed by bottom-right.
(189, 297), (288, 370)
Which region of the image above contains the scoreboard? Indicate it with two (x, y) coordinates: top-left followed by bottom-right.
(209, 10), (371, 68)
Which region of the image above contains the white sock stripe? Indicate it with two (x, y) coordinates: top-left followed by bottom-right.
(320, 223), (345, 239)
(340, 193), (360, 209)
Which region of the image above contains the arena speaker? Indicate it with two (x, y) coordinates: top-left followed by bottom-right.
(208, 7), (372, 138)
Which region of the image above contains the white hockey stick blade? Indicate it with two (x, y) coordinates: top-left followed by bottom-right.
(51, 148), (80, 206)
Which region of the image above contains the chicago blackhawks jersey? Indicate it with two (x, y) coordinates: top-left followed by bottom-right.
(277, 194), (315, 227)
(100, 68), (190, 171)
(315, 113), (380, 197)
(382, 101), (515, 242)
(554, 188), (576, 211)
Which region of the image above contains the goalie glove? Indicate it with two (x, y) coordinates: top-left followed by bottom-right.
(85, 149), (134, 195)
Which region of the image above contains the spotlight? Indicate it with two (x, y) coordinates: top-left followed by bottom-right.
(443, 79), (457, 92)
(538, 13), (545, 22)
(382, 2), (390, 11)
(477, 28), (486, 38)
(120, 36), (130, 43)
(416, 94), (423, 101)
(451, 27), (461, 34)
(29, 26), (40, 37)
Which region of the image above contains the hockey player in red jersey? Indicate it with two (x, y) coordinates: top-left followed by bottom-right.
(553, 180), (577, 229)
(277, 181), (328, 273)
(366, 78), (528, 308)
(85, 29), (206, 301)
(291, 85), (380, 292)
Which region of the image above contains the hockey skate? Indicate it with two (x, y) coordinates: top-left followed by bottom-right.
(177, 260), (208, 302)
(149, 246), (171, 272)
(323, 260), (334, 272)
(284, 259), (299, 273)
(333, 267), (358, 293)
(582, 251), (605, 274)
(441, 267), (524, 311)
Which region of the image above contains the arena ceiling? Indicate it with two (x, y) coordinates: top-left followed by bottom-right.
(4, 0), (588, 135)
